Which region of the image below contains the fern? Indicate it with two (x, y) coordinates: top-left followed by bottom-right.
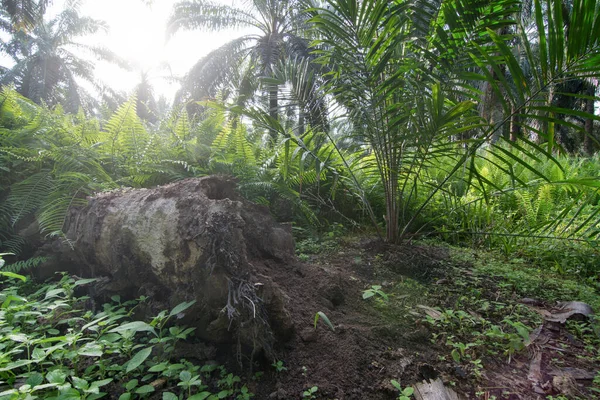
(1, 256), (46, 273)
(7, 171), (54, 226)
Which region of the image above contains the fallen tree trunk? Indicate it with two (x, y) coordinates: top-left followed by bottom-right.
(55, 176), (296, 360)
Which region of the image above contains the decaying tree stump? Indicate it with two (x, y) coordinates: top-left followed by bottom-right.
(56, 176), (296, 360)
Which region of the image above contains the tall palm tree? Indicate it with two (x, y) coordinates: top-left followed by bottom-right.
(167, 0), (322, 139)
(1, 0), (49, 31)
(0, 0), (127, 113)
(133, 70), (159, 123)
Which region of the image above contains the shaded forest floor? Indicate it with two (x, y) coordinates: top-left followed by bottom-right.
(249, 236), (600, 399)
(2, 237), (599, 400)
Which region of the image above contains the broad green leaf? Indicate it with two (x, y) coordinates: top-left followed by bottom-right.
(126, 347), (153, 373)
(0, 271), (26, 281)
(87, 393), (108, 400)
(80, 315), (110, 332)
(36, 336), (67, 344)
(32, 383), (59, 391)
(558, 178), (600, 188)
(8, 333), (28, 343)
(188, 392), (212, 400)
(45, 288), (66, 299)
(134, 385), (155, 394)
(451, 349), (461, 363)
(148, 362), (168, 372)
(72, 377), (88, 390)
(89, 379), (112, 389)
(118, 394), (131, 400)
(124, 379), (138, 391)
(162, 393), (178, 400)
(31, 347), (46, 361)
(73, 278), (97, 287)
(78, 343), (103, 357)
(109, 321), (156, 336)
(26, 372), (44, 386)
(168, 300), (196, 318)
(362, 291), (375, 299)
(46, 370), (67, 384)
(179, 370), (192, 382)
(0, 359), (34, 371)
(57, 388), (82, 400)
(1, 294), (27, 308)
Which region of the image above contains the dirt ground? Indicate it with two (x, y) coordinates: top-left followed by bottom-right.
(228, 238), (600, 400)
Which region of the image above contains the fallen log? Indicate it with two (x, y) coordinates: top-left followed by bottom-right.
(53, 176), (296, 360)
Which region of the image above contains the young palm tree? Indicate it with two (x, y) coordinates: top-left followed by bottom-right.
(0, 0), (126, 113)
(306, 0), (521, 242)
(167, 0), (323, 139)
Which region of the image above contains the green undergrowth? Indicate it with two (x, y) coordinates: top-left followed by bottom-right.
(294, 224), (346, 261)
(422, 242), (600, 390)
(0, 270), (253, 400)
(448, 245), (600, 312)
(361, 279), (430, 328)
(357, 239), (600, 393)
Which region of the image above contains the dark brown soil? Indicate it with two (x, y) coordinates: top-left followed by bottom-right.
(239, 238), (599, 400)
(246, 238), (450, 400)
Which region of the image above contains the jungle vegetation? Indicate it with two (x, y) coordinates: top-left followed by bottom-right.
(1, 0), (600, 398)
(0, 0), (598, 251)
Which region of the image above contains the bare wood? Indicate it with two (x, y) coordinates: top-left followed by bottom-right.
(413, 378), (463, 400)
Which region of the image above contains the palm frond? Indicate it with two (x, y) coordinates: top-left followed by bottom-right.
(167, 0), (259, 37)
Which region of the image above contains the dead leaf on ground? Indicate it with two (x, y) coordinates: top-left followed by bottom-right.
(549, 367), (597, 381)
(416, 305), (442, 320)
(527, 351), (544, 394)
(545, 301), (594, 323)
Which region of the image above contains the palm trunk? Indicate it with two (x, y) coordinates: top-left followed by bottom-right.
(584, 84), (595, 156)
(385, 173), (399, 243)
(509, 104), (520, 142)
(269, 84), (279, 142)
(298, 104), (305, 137)
(547, 87), (556, 153)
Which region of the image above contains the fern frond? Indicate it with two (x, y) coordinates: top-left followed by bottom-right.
(7, 171), (54, 225)
(2, 256), (46, 273)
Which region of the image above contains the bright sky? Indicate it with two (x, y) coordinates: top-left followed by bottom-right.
(50, 0), (255, 102)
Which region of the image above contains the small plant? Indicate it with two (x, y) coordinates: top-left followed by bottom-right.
(302, 386), (318, 399)
(298, 253), (310, 262)
(362, 285), (389, 301)
(391, 380), (414, 400)
(313, 311), (335, 331)
(252, 371), (264, 381)
(178, 370), (208, 398)
(271, 360), (287, 373)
